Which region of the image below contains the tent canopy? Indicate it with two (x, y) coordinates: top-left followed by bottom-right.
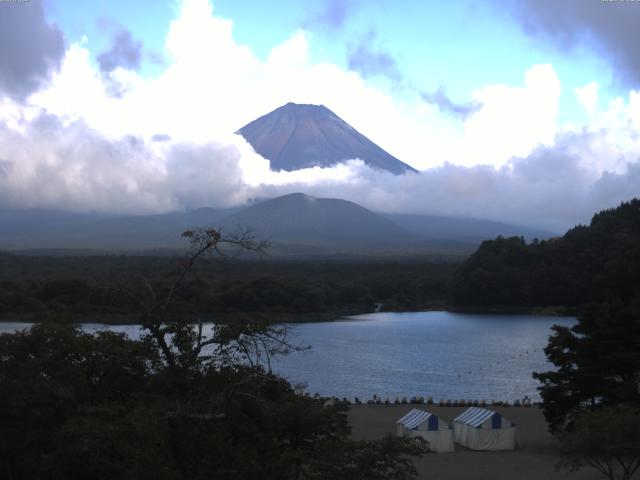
(454, 407), (513, 429)
(397, 408), (446, 431)
(396, 408), (454, 453)
(453, 407), (518, 451)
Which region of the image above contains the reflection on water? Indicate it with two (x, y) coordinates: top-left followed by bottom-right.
(0, 311), (574, 402)
(271, 311), (575, 402)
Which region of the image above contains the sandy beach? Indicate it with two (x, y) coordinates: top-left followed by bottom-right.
(348, 405), (603, 480)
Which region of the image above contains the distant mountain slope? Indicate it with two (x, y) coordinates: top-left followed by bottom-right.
(237, 103), (416, 174)
(0, 207), (238, 249)
(0, 210), (109, 236)
(449, 199), (640, 308)
(217, 193), (417, 249)
(0, 194), (559, 255)
(385, 213), (555, 243)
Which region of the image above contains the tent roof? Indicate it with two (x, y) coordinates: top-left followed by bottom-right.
(397, 409), (435, 429)
(454, 407), (499, 427)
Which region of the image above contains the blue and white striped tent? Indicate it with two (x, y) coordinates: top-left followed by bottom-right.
(396, 409), (454, 452)
(453, 407), (518, 450)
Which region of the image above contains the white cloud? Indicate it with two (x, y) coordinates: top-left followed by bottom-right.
(0, 0), (639, 233)
(25, 1), (563, 171)
(0, 108), (249, 213)
(575, 81), (599, 116)
(459, 64), (561, 167)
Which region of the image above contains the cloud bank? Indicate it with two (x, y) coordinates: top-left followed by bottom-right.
(97, 29), (143, 74)
(0, 0), (638, 233)
(347, 31), (402, 83)
(304, 0), (356, 31)
(0, 0), (65, 100)
(505, 0), (640, 86)
(420, 87), (481, 120)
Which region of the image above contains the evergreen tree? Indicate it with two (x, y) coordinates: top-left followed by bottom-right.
(534, 300), (640, 432)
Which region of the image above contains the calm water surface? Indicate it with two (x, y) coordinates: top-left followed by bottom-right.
(271, 311), (575, 402)
(0, 311), (574, 402)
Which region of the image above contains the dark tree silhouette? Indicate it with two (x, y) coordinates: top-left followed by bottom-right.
(450, 198), (640, 310)
(534, 300), (640, 433)
(558, 406), (640, 480)
(0, 228), (427, 480)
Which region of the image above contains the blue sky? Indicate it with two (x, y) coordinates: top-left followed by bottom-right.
(45, 0), (617, 125)
(1, 0), (639, 229)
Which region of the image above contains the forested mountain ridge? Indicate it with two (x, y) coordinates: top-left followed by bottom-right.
(0, 193), (554, 254)
(449, 199), (640, 308)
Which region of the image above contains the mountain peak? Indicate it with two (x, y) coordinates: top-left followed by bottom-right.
(238, 103), (416, 175)
(277, 102), (332, 118)
(283, 102), (325, 109)
(278, 192), (317, 201)
(217, 193), (415, 249)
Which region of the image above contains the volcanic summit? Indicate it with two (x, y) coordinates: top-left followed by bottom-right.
(237, 102), (416, 174)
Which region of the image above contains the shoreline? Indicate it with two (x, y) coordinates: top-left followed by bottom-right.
(0, 310), (364, 326)
(339, 396), (537, 408)
(443, 305), (578, 317)
(0, 305), (577, 326)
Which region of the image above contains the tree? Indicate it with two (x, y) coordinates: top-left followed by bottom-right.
(0, 227), (427, 479)
(449, 198), (640, 310)
(558, 406), (640, 480)
(118, 227), (280, 372)
(0, 323), (165, 480)
(533, 299), (640, 433)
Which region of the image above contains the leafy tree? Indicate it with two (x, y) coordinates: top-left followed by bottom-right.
(450, 198), (640, 309)
(0, 249), (455, 320)
(0, 228), (427, 479)
(558, 406), (640, 480)
(304, 435), (427, 480)
(533, 300), (640, 432)
(0, 323), (163, 480)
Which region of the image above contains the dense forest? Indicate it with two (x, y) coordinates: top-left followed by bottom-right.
(0, 253), (456, 323)
(449, 199), (640, 309)
(445, 200), (640, 478)
(2, 204), (640, 478)
(4, 199), (640, 321)
(0, 230), (426, 479)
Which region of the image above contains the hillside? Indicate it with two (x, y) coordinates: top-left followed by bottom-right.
(0, 207), (238, 250)
(217, 193), (419, 250)
(384, 213), (554, 243)
(449, 199), (640, 308)
(0, 194), (558, 255)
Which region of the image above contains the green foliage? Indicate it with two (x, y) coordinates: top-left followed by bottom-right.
(0, 323), (426, 479)
(533, 300), (640, 432)
(0, 323), (165, 480)
(304, 435), (427, 480)
(0, 254), (455, 320)
(450, 199), (640, 308)
(0, 229), (427, 479)
(558, 406), (640, 480)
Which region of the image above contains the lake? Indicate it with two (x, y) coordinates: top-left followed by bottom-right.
(0, 311), (574, 402)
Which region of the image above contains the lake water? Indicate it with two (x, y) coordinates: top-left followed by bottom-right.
(0, 311), (574, 402)
(272, 312), (575, 402)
